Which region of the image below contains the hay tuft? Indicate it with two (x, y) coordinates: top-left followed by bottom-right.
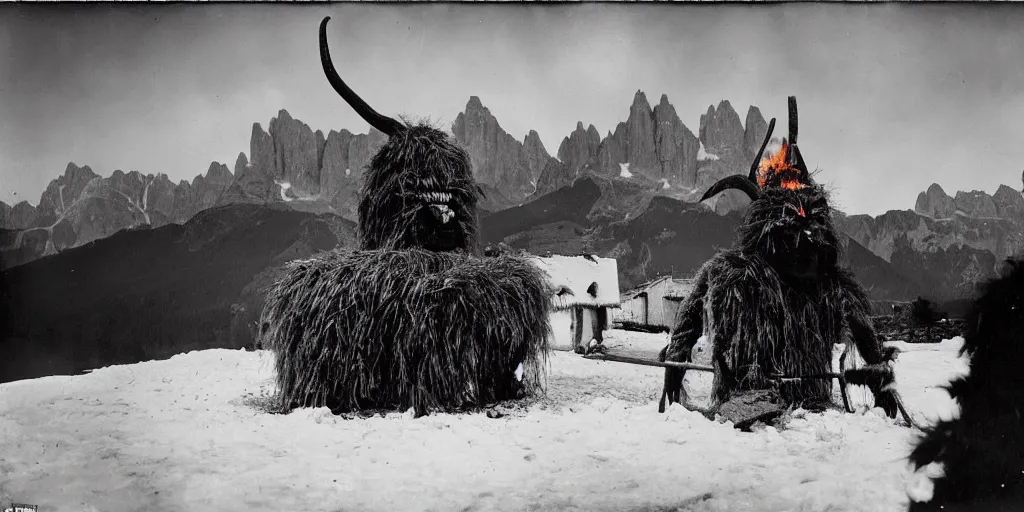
(259, 248), (553, 416)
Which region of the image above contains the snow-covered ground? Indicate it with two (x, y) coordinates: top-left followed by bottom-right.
(0, 330), (969, 512)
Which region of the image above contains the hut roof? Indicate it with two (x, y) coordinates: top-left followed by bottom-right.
(623, 275), (696, 300)
(663, 278), (697, 300)
(528, 254), (620, 310)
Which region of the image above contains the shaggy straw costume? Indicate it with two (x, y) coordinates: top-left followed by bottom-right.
(259, 17), (552, 416)
(905, 258), (1024, 512)
(659, 97), (899, 421)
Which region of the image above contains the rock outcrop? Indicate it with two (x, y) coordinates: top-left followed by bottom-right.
(913, 182), (1022, 221)
(0, 201), (39, 230)
(1, 160), (238, 269)
(214, 101), (544, 215)
(625, 91), (660, 176)
(915, 183), (957, 219)
(269, 110), (323, 195)
(954, 190), (999, 219)
(317, 128), (385, 218)
(557, 122), (602, 182)
(836, 177), (1024, 302)
(993, 184), (1024, 221)
(699, 100), (746, 163)
(743, 106), (769, 164)
(521, 130), (550, 194)
(3, 98), (555, 267)
(653, 94), (701, 190)
(452, 96), (547, 204)
(528, 91), (771, 216)
(33, 163), (101, 226)
(3, 92), (799, 270)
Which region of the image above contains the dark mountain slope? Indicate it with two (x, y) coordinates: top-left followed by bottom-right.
(0, 203), (353, 384)
(481, 177), (603, 245)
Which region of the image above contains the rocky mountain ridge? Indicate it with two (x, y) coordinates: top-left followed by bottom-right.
(526, 91), (776, 216)
(834, 178), (1024, 300)
(2, 92), (771, 268)
(0, 162), (234, 267)
(5, 92), (1022, 306)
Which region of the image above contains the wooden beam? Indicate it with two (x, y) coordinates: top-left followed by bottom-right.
(582, 352), (714, 372)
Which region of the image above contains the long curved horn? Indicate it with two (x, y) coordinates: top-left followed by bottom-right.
(699, 175), (762, 203)
(319, 17), (404, 137)
(787, 96), (798, 167)
(747, 118), (777, 183)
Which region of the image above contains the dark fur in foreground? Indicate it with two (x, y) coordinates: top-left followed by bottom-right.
(906, 258), (1024, 511)
(660, 97), (898, 417)
(261, 249), (552, 416)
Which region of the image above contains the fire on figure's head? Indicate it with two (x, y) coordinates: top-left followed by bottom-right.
(319, 17), (482, 253)
(701, 97), (840, 280)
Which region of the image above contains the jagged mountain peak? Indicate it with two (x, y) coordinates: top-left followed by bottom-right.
(451, 96), (543, 206)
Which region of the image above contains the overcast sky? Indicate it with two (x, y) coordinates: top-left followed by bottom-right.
(2, 3), (1022, 216)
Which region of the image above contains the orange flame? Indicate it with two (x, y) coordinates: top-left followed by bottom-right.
(781, 180), (805, 191)
(757, 141), (807, 191)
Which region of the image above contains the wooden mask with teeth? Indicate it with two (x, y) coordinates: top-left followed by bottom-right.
(319, 17), (483, 253)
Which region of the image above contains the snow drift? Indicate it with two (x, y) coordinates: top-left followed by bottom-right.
(0, 331), (969, 512)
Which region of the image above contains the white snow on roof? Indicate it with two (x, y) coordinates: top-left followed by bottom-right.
(529, 254), (620, 310)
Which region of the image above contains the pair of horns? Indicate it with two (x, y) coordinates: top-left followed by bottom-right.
(319, 16), (405, 137)
(699, 96), (809, 203)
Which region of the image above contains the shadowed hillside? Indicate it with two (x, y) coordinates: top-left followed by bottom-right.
(479, 176), (925, 300)
(841, 236), (923, 302)
(606, 196), (741, 288)
(481, 177), (603, 244)
(0, 203), (355, 384)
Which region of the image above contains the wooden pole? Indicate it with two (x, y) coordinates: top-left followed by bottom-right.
(582, 352), (715, 372)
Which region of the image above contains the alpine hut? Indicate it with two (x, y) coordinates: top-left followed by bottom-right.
(529, 254), (621, 351)
(614, 276), (697, 330)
